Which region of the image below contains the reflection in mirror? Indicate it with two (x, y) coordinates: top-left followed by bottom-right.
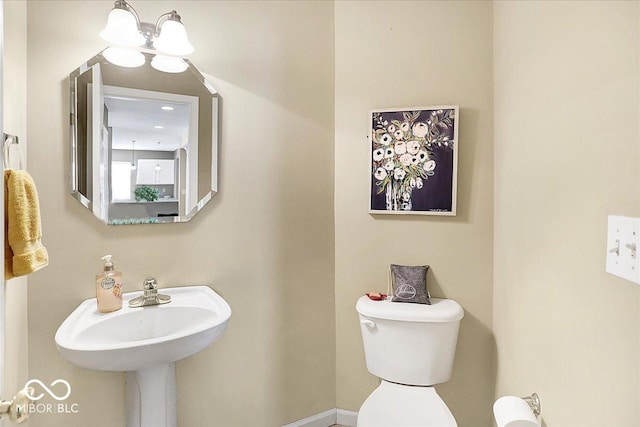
(69, 50), (218, 225)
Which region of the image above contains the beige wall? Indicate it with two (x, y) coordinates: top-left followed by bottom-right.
(26, 1), (335, 426)
(3, 0), (29, 415)
(493, 1), (640, 426)
(334, 2), (495, 426)
(20, 2), (640, 427)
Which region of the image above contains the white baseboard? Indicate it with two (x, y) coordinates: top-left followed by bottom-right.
(282, 409), (336, 427)
(282, 408), (358, 427)
(337, 409), (358, 426)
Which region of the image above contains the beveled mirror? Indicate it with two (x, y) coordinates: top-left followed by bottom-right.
(69, 50), (218, 225)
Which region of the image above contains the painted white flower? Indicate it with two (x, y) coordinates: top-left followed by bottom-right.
(372, 149), (384, 161)
(384, 120), (388, 125)
(384, 148), (394, 158)
(394, 130), (405, 140)
(402, 192), (411, 201)
(380, 134), (393, 146)
(394, 141), (407, 155)
(399, 153), (412, 166)
(409, 177), (416, 188)
(401, 121), (410, 132)
(411, 155), (420, 165)
(412, 122), (428, 138)
(384, 160), (395, 171)
(388, 124), (396, 133)
(416, 178), (423, 189)
(417, 150), (428, 161)
(424, 160), (436, 172)
(407, 140), (421, 155)
(394, 168), (406, 180)
(374, 167), (387, 181)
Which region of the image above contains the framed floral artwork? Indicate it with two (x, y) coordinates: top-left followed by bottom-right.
(369, 106), (459, 215)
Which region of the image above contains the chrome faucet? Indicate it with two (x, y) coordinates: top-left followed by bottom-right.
(128, 277), (172, 308)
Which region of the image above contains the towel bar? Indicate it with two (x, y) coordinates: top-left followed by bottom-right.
(3, 133), (24, 170)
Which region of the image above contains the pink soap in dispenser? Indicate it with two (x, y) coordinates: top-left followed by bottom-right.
(96, 255), (123, 313)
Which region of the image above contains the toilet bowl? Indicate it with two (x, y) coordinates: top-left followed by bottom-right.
(358, 381), (456, 427)
(356, 296), (464, 427)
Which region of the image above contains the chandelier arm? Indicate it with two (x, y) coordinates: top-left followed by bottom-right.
(115, 0), (142, 28)
(154, 11), (179, 37)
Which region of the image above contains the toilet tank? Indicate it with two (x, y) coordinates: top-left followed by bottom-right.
(356, 296), (463, 386)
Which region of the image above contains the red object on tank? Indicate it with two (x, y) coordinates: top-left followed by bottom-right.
(366, 292), (387, 301)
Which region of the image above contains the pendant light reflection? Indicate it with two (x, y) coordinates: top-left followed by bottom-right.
(154, 142), (162, 172)
(100, 1), (193, 73)
(130, 140), (137, 171)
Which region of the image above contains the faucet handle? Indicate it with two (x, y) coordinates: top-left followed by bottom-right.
(143, 277), (158, 290)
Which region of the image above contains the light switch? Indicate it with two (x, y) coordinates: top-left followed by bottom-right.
(606, 215), (640, 284)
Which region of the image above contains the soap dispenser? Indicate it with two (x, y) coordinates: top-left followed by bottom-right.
(96, 255), (123, 313)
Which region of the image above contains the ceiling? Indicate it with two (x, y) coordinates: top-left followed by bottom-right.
(105, 95), (191, 151)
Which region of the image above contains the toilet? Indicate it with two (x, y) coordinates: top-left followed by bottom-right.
(356, 296), (464, 427)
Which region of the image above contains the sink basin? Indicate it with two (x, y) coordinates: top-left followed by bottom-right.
(55, 285), (231, 427)
(56, 286), (230, 372)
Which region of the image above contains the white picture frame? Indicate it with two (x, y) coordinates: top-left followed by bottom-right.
(369, 105), (459, 216)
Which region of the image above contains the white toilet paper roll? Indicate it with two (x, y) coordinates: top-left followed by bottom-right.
(493, 396), (540, 427)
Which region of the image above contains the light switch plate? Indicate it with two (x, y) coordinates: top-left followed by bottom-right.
(606, 215), (640, 284)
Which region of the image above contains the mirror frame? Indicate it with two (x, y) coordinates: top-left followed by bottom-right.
(69, 50), (219, 225)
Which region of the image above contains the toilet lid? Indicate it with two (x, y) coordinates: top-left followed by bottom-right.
(356, 297), (463, 323)
(358, 381), (457, 427)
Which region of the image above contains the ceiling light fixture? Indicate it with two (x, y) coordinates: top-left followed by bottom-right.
(100, 0), (193, 73)
(154, 125), (164, 129)
(161, 106), (174, 111)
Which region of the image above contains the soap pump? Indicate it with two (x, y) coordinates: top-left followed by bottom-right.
(95, 255), (123, 313)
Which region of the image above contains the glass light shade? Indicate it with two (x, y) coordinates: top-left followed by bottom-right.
(151, 55), (188, 73)
(102, 47), (145, 68)
(153, 20), (194, 56)
(154, 164), (162, 171)
(130, 163), (137, 171)
(99, 8), (145, 47)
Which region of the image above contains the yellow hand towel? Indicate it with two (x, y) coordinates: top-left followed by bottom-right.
(4, 169), (49, 279)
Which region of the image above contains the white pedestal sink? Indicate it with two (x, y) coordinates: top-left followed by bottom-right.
(55, 286), (231, 427)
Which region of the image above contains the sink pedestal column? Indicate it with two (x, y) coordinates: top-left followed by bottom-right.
(125, 362), (177, 427)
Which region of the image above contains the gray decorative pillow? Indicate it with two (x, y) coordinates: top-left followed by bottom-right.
(390, 264), (431, 305)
